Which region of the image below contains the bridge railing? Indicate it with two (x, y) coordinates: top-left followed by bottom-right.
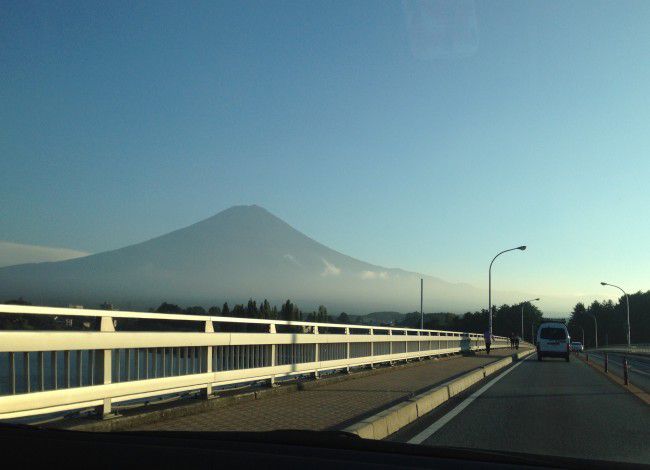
(0, 304), (509, 420)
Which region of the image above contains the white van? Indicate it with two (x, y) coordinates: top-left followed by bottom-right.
(536, 322), (570, 361)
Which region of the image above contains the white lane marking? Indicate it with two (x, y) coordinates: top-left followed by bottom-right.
(407, 355), (531, 445)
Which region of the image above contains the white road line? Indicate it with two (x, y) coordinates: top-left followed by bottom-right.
(407, 355), (531, 445)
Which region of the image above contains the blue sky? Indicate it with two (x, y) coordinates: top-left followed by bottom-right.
(2, 1), (650, 313)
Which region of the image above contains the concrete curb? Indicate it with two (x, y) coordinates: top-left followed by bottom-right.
(343, 349), (534, 439)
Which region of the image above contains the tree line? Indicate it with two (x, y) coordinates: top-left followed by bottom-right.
(568, 290), (650, 347)
(396, 303), (544, 341)
(152, 299), (350, 324)
(151, 299), (543, 339)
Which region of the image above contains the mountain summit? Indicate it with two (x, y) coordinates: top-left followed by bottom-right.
(0, 205), (481, 312)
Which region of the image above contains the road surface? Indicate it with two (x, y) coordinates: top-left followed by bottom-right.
(392, 355), (650, 464)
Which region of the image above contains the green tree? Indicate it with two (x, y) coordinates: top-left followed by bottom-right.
(156, 302), (182, 313)
(567, 291), (650, 347)
(260, 299), (271, 319)
(317, 305), (329, 323)
(336, 312), (350, 324)
(280, 299), (301, 321)
(232, 304), (245, 318)
(246, 299), (258, 318)
(185, 305), (206, 315)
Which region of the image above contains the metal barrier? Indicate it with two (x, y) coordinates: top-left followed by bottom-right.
(0, 304), (509, 419)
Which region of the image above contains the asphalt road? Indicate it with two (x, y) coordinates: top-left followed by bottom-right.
(393, 355), (650, 465)
(586, 351), (650, 392)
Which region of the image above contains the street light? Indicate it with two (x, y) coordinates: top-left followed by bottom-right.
(489, 246), (526, 336)
(520, 298), (540, 341)
(601, 281), (631, 347)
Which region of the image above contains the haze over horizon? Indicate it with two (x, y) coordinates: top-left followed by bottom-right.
(3, 2), (649, 314)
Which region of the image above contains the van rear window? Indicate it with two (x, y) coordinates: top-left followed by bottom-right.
(540, 328), (566, 340)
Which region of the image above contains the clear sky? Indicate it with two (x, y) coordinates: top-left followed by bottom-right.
(2, 1), (650, 314)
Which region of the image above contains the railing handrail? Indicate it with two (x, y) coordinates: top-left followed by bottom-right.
(0, 304), (507, 340)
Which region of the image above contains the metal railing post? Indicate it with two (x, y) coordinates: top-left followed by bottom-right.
(369, 328), (375, 369)
(623, 357), (629, 386)
(96, 316), (115, 418)
(9, 352), (15, 395)
(202, 320), (214, 399)
(269, 323), (277, 386)
(313, 325), (319, 379)
(345, 327), (351, 373)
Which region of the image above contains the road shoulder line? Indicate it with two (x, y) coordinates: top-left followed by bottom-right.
(342, 349), (534, 440)
(407, 355), (530, 444)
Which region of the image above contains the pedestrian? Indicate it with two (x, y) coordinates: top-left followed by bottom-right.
(484, 329), (492, 355)
(515, 335), (520, 350)
(510, 333), (515, 349)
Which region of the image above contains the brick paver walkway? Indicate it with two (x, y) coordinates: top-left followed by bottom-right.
(134, 348), (524, 432)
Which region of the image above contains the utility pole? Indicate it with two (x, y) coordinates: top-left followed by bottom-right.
(420, 278), (423, 330)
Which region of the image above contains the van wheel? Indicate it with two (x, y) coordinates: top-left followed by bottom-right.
(565, 355), (570, 362)
(537, 354), (542, 361)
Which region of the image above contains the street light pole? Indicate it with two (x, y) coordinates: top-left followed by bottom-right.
(601, 282), (631, 347)
(520, 298), (540, 341)
(489, 246), (526, 337)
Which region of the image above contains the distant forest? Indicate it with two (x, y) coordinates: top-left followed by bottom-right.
(567, 290), (650, 347)
(153, 300), (546, 339)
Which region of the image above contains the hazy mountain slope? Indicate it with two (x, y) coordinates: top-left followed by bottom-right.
(0, 241), (90, 267)
(0, 205), (484, 312)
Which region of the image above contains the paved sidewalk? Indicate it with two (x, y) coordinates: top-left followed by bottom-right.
(133, 348), (525, 432)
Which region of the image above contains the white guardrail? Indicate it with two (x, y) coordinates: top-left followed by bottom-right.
(0, 304), (509, 420)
